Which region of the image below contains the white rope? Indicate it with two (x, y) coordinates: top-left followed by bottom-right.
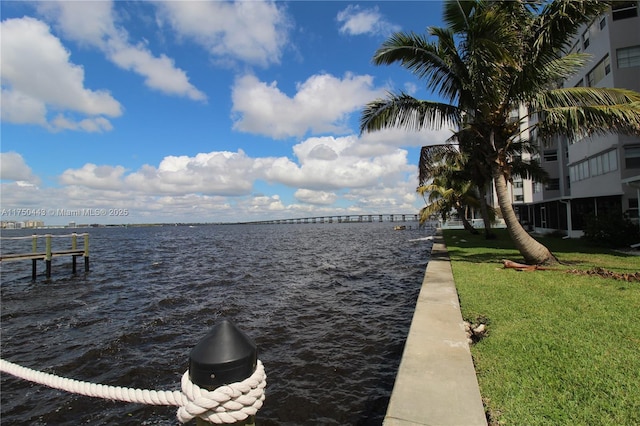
(0, 235), (38, 240)
(0, 233), (88, 240)
(0, 358), (266, 424)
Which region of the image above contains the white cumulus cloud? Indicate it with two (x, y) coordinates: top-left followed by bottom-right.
(336, 5), (400, 36)
(0, 17), (122, 131)
(295, 189), (337, 205)
(59, 163), (127, 190)
(154, 0), (290, 68)
(59, 150), (259, 196)
(259, 135), (413, 190)
(36, 1), (206, 101)
(0, 152), (40, 184)
(231, 73), (385, 138)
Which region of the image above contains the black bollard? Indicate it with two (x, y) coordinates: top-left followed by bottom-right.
(189, 320), (258, 425)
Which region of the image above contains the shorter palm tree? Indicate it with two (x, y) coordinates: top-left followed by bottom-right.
(418, 184), (480, 234)
(417, 153), (483, 234)
(418, 130), (545, 239)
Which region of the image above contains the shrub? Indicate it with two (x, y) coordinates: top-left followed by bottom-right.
(545, 229), (567, 238)
(582, 213), (640, 248)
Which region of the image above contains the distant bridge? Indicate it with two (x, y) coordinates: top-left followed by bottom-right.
(238, 214), (421, 225)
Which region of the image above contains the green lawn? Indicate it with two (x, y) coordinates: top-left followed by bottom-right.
(443, 229), (640, 426)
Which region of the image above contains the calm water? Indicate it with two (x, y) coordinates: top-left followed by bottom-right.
(0, 222), (434, 425)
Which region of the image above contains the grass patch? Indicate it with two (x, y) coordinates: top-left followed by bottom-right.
(444, 229), (640, 426)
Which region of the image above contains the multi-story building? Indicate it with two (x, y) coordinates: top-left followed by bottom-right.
(526, 1), (640, 237)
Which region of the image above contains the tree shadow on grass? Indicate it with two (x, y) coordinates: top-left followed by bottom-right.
(445, 247), (509, 264)
(442, 229), (640, 272)
(445, 229), (640, 259)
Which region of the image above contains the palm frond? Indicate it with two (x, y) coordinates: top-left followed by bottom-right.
(514, 53), (591, 101)
(532, 0), (611, 55)
(516, 1), (610, 98)
(373, 31), (466, 103)
(532, 87), (640, 139)
(360, 93), (461, 134)
(442, 0), (478, 33)
(418, 144), (462, 184)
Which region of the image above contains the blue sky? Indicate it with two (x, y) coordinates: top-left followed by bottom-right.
(1, 0), (450, 225)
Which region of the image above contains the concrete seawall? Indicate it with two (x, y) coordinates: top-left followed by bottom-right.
(384, 232), (487, 425)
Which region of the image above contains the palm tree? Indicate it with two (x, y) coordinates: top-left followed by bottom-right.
(361, 0), (640, 264)
(418, 142), (491, 236)
(418, 128), (547, 239)
(417, 175), (482, 235)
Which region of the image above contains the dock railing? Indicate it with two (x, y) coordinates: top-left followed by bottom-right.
(0, 232), (89, 280)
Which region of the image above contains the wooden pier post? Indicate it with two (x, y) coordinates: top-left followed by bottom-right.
(45, 234), (52, 279)
(83, 233), (90, 273)
(31, 235), (37, 281)
(71, 233), (78, 274)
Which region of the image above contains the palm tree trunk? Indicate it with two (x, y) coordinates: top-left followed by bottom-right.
(491, 163), (557, 264)
(477, 184), (496, 239)
(456, 206), (479, 234)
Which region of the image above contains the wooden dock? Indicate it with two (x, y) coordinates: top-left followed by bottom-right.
(0, 233), (89, 280)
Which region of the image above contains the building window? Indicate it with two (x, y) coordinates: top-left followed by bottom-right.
(580, 161), (589, 180)
(514, 195), (525, 202)
(590, 157), (601, 176)
(603, 150), (618, 174)
(570, 161), (590, 182)
(570, 41), (582, 55)
(617, 46), (640, 68)
(612, 2), (638, 20)
(570, 150), (618, 181)
(545, 178), (560, 191)
(543, 150), (558, 162)
(599, 16), (607, 30)
(586, 55), (611, 86)
(533, 182), (543, 193)
(627, 198), (639, 221)
(625, 146), (640, 169)
(513, 180), (523, 189)
(582, 30), (590, 49)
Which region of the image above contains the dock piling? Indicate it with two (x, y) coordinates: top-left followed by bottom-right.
(45, 234), (52, 279)
(71, 233), (77, 274)
(31, 234), (37, 281)
(84, 232), (90, 273)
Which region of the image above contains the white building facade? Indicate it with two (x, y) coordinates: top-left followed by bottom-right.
(525, 2), (640, 237)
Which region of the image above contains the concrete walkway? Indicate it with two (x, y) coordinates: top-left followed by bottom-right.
(384, 232), (487, 426)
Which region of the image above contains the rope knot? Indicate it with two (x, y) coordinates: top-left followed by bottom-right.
(176, 360), (267, 424)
